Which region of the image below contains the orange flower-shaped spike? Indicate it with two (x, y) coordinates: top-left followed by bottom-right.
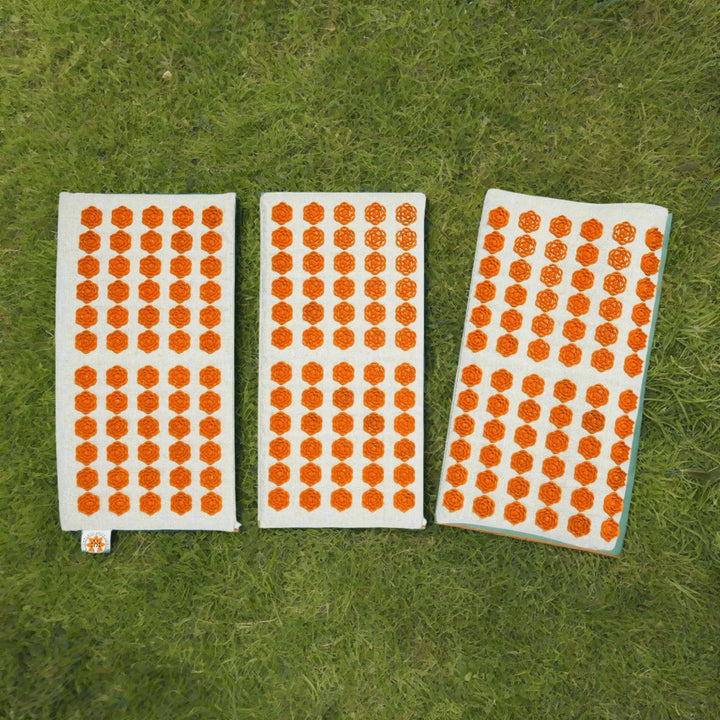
(586, 384), (609, 407)
(636, 278), (656, 301)
(521, 374), (544, 397)
(508, 259), (531, 282)
(303, 203), (324, 224)
(396, 328), (416, 350)
(567, 514), (591, 537)
(74, 366), (97, 389)
(487, 206), (509, 229)
(272, 227), (292, 249)
(467, 329), (487, 352)
(473, 495), (495, 519)
(531, 314), (554, 337)
(396, 228), (417, 250)
(527, 339), (549, 362)
(591, 349), (615, 372)
(483, 419), (505, 443)
(75, 391), (97, 415)
(540, 264), (563, 287)
(171, 231), (193, 253)
(480, 445), (502, 467)
(500, 309), (522, 332)
(603, 272), (627, 296)
(518, 210), (541, 232)
(331, 464), (353, 486)
(200, 230), (222, 253)
(553, 379), (577, 402)
(460, 364), (481, 386)
(599, 297), (623, 321)
(567, 294), (590, 317)
(76, 306), (97, 328)
(332, 361), (354, 385)
(172, 206), (194, 228)
(574, 462), (597, 485)
(365, 203), (386, 224)
(549, 215), (571, 237)
(508, 476), (530, 499)
(396, 253), (417, 276)
(333, 328), (354, 349)
(79, 231), (101, 253)
(396, 203), (417, 225)
(450, 440), (471, 462)
(490, 369), (513, 391)
(81, 206), (102, 228)
(334, 202), (355, 224)
(487, 394), (509, 417)
(271, 327), (292, 349)
(538, 481), (562, 504)
(333, 388), (354, 410)
(202, 206), (223, 228)
(624, 354), (643, 377)
(576, 243), (599, 266)
(395, 278), (416, 300)
(607, 467), (627, 490)
(140, 231), (162, 254)
(504, 501), (527, 525)
(303, 277), (323, 299)
(518, 400), (540, 423)
(363, 302), (384, 325)
(479, 256), (500, 278)
(442, 489), (464, 512)
(535, 508), (558, 531)
(268, 487), (290, 511)
(572, 269), (595, 291)
(78, 255), (100, 278)
(549, 405), (572, 428)
(303, 227), (324, 249)
(334, 227), (355, 249)
(302, 387), (323, 410)
(364, 328), (385, 350)
(302, 301), (324, 324)
(580, 218), (603, 241)
(272, 202), (292, 224)
(608, 247), (631, 270)
(77, 493), (100, 515)
(364, 227), (386, 249)
(595, 323), (618, 346)
(612, 221), (636, 245)
(106, 330), (128, 354)
(544, 240), (567, 262)
(475, 280), (496, 303)
(109, 256), (130, 278)
(476, 470), (498, 494)
(110, 230), (131, 253)
(362, 464), (384, 486)
(535, 289), (558, 312)
(397, 303), (417, 325)
(559, 344), (582, 367)
(362, 488), (384, 511)
(111, 206), (133, 228)
(644, 227), (664, 250)
(331, 488), (353, 511)
(513, 235), (536, 257)
(484, 231), (505, 253)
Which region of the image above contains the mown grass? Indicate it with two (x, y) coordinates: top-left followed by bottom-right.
(1, 1), (719, 718)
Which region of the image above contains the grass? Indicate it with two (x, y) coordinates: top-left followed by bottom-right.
(1, 0), (719, 717)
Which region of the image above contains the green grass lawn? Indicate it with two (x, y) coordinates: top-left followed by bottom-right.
(1, 1), (719, 717)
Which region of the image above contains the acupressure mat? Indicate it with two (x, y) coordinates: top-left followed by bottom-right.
(56, 193), (237, 538)
(258, 193), (426, 528)
(435, 189), (670, 555)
